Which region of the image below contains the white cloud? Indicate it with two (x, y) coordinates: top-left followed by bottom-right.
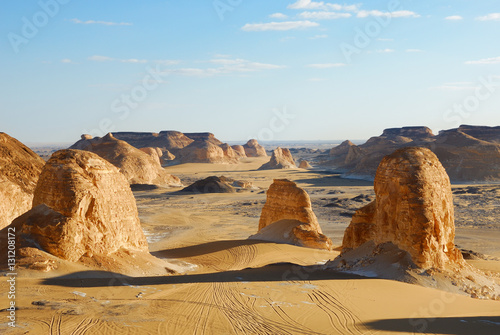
(299, 11), (351, 20)
(445, 15), (463, 20)
(465, 56), (500, 65)
(61, 59), (74, 63)
(375, 49), (395, 53)
(163, 58), (285, 77)
(357, 10), (420, 18)
(309, 34), (328, 39)
(70, 18), (132, 26)
(307, 63), (346, 68)
(476, 13), (500, 21)
(87, 56), (178, 65)
(406, 49), (423, 53)
(242, 20), (319, 31)
(269, 13), (288, 19)
(288, 0), (359, 11)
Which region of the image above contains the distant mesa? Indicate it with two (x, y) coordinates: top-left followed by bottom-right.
(3, 150), (176, 274)
(258, 147), (296, 170)
(112, 131), (194, 155)
(322, 125), (500, 182)
(341, 147), (463, 269)
(298, 160), (312, 169)
(251, 179), (332, 251)
(181, 176), (256, 193)
(70, 133), (182, 187)
(243, 139), (267, 157)
(0, 132), (45, 229)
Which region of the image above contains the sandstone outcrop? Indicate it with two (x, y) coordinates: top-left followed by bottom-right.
(112, 131), (193, 154)
(163, 150), (175, 161)
(179, 140), (238, 164)
(231, 145), (247, 157)
(342, 147), (463, 269)
(323, 125), (500, 182)
(258, 147), (296, 170)
(14, 150), (148, 262)
(139, 147), (163, 165)
(0, 133), (45, 229)
(220, 143), (238, 161)
(181, 176), (255, 193)
(255, 179), (332, 250)
(70, 133), (181, 187)
(299, 160), (312, 169)
(243, 139), (267, 157)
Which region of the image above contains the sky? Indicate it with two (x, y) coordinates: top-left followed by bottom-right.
(1, 0), (500, 144)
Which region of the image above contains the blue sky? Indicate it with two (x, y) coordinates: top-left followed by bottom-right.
(1, 0), (500, 144)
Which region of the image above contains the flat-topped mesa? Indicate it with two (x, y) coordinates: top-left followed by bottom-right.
(255, 179), (332, 251)
(113, 131), (194, 153)
(342, 147), (463, 269)
(381, 126), (434, 140)
(15, 149), (149, 263)
(70, 133), (181, 187)
(243, 139), (267, 157)
(0, 133), (46, 229)
(440, 125), (500, 144)
(184, 132), (223, 145)
(258, 147), (296, 170)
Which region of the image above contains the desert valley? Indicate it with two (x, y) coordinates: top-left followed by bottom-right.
(1, 125), (500, 334)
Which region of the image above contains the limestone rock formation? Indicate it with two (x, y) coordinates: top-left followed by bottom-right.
(256, 179), (332, 250)
(0, 133), (45, 229)
(323, 125), (500, 182)
(179, 140), (238, 164)
(139, 147), (163, 165)
(231, 145), (247, 157)
(259, 147), (296, 170)
(70, 133), (181, 187)
(112, 131), (194, 154)
(16, 150), (149, 262)
(299, 160), (312, 169)
(342, 147), (463, 269)
(181, 176), (235, 193)
(163, 150), (175, 161)
(220, 143), (239, 161)
(243, 139), (267, 157)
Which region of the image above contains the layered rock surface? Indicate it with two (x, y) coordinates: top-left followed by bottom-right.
(299, 160), (312, 169)
(323, 125), (500, 182)
(9, 150), (147, 261)
(70, 133), (181, 186)
(258, 147), (296, 170)
(0, 133), (45, 229)
(255, 179), (332, 250)
(342, 147), (463, 269)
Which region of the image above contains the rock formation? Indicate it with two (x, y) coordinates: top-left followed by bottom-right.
(163, 150), (175, 161)
(220, 143), (239, 161)
(323, 125), (500, 182)
(255, 179), (332, 250)
(231, 145), (247, 157)
(342, 147), (463, 269)
(112, 131), (194, 154)
(299, 160), (312, 169)
(70, 133), (182, 187)
(13, 150), (148, 262)
(139, 147), (163, 165)
(179, 140), (238, 164)
(259, 147), (296, 170)
(0, 133), (45, 229)
(181, 176), (255, 193)
(243, 139), (267, 157)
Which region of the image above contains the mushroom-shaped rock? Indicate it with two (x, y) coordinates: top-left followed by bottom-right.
(243, 139), (267, 157)
(254, 179), (332, 250)
(0, 133), (45, 229)
(342, 147), (463, 269)
(258, 147), (296, 170)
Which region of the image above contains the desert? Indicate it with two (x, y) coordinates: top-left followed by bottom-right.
(3, 1), (500, 334)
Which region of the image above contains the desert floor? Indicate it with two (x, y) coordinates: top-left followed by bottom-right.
(1, 157), (500, 334)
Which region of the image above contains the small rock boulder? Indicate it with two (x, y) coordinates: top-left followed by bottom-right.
(243, 139), (267, 157)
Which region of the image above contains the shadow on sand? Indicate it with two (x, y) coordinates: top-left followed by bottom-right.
(365, 316), (500, 335)
(41, 263), (367, 288)
(152, 240), (269, 258)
